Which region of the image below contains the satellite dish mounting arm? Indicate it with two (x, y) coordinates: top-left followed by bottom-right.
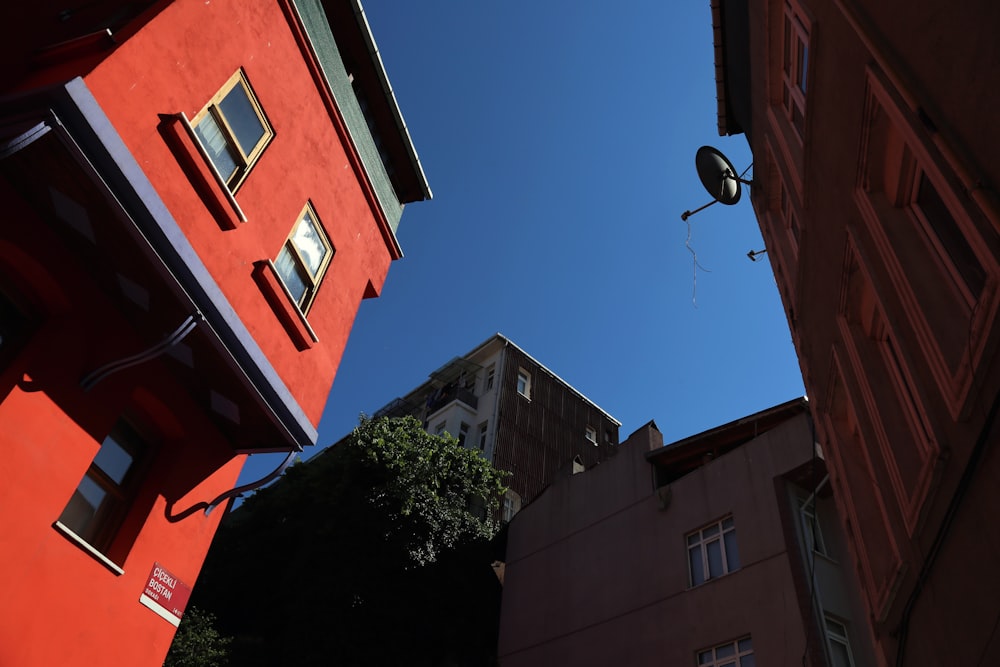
(681, 199), (719, 221)
(680, 147), (751, 220)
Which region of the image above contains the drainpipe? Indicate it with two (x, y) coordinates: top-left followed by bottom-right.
(894, 389), (1000, 666)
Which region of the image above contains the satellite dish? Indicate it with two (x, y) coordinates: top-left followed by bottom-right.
(695, 145), (741, 205)
(680, 146), (752, 221)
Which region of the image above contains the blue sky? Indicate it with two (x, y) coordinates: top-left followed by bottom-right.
(238, 1), (804, 485)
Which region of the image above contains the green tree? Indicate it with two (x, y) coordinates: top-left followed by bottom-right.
(186, 416), (507, 666)
(163, 606), (231, 667)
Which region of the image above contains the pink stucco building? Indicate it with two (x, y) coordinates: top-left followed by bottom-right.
(710, 1), (1000, 663)
(498, 399), (874, 667)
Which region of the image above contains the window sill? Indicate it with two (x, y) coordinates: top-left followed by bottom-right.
(252, 260), (318, 350)
(687, 569), (740, 591)
(157, 112), (247, 230)
(53, 521), (125, 576)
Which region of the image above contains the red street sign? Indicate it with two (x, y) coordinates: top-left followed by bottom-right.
(139, 562), (192, 627)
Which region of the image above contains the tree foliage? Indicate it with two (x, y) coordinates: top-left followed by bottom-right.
(185, 416), (508, 666)
(163, 606), (231, 667)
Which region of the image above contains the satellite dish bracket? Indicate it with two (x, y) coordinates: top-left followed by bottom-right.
(680, 146), (752, 221)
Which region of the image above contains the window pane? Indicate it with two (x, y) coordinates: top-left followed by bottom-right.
(724, 529), (740, 570)
(716, 643), (735, 658)
(800, 42), (809, 92)
(740, 655), (756, 667)
(722, 517), (734, 531)
(67, 475), (106, 519)
(291, 212), (329, 277)
(783, 16), (791, 73)
(689, 545), (705, 585)
(698, 650), (714, 665)
(803, 517), (817, 552)
(219, 81), (267, 155)
(792, 100), (806, 136)
(707, 538), (724, 577)
(738, 638), (753, 653)
(915, 173), (985, 298)
(276, 246), (309, 306)
(93, 433), (134, 485)
(193, 113), (239, 182)
(704, 524), (720, 538)
(58, 474), (108, 542)
(829, 641), (852, 667)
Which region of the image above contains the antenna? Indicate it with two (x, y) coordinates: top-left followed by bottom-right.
(679, 145), (754, 307)
(680, 146), (752, 220)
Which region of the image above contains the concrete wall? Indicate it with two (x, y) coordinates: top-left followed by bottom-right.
(498, 414), (816, 666)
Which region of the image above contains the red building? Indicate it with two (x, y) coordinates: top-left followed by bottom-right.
(0, 0), (429, 664)
(498, 400), (875, 667)
(711, 0), (1000, 664)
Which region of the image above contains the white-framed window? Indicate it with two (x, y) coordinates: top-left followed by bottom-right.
(824, 616), (856, 667)
(58, 418), (150, 556)
(478, 421), (488, 451)
(778, 173), (802, 250)
(274, 203), (333, 313)
(585, 426), (597, 444)
(781, 0), (810, 140)
(192, 69), (273, 191)
(485, 364), (495, 391)
(697, 636), (754, 667)
(501, 490), (522, 523)
(516, 368), (531, 398)
(687, 516), (740, 586)
(856, 65), (998, 420)
(433, 421), (446, 437)
(798, 492), (828, 556)
(458, 422), (469, 448)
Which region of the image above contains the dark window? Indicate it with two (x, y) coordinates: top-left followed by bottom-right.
(913, 172), (985, 299)
(697, 636), (754, 667)
(478, 422), (488, 451)
(688, 516), (740, 586)
(781, 2), (810, 140)
(58, 418), (149, 554)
